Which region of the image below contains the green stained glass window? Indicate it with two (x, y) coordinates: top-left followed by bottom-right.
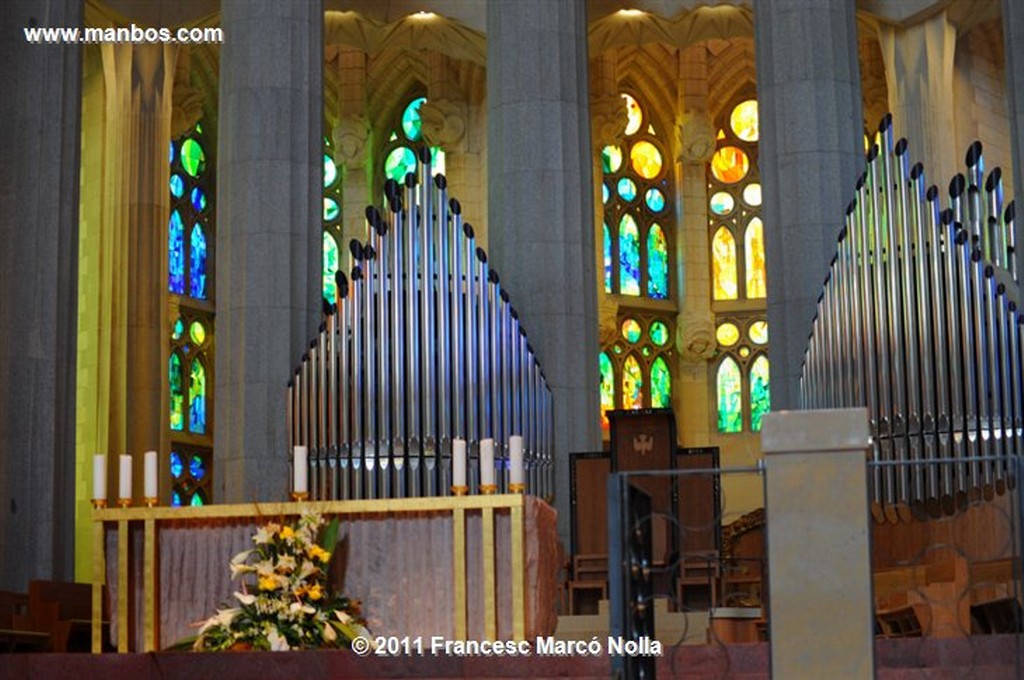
(645, 188), (665, 213)
(623, 93), (642, 135)
(750, 355), (770, 432)
(169, 353), (184, 431)
(172, 318), (184, 340)
(602, 145), (623, 174)
(189, 320), (206, 346)
(431, 147), (446, 176)
(180, 138), (206, 178)
(599, 352), (615, 429)
(617, 177), (637, 202)
(712, 227), (738, 300)
(191, 490), (206, 506)
(168, 210), (185, 294)
(189, 359), (206, 434)
(324, 154), (338, 188)
(647, 224), (668, 299)
(619, 214), (641, 296)
(717, 357), (742, 433)
(324, 197), (340, 222)
(603, 222), (612, 293)
(191, 187), (207, 213)
(621, 318), (642, 343)
(710, 191), (734, 216)
(622, 354), (643, 409)
(170, 173), (184, 198)
(384, 146), (417, 183)
(650, 356), (671, 408)
(650, 321), (669, 346)
(745, 217), (766, 298)
(189, 224), (207, 299)
(630, 141), (662, 179)
(323, 232), (339, 302)
(402, 97), (426, 142)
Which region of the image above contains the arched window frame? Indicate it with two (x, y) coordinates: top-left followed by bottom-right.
(599, 314), (675, 432)
(322, 137), (343, 304)
(713, 315), (770, 433)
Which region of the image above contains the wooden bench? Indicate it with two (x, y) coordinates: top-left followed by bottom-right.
(0, 590), (49, 653)
(20, 581), (109, 653)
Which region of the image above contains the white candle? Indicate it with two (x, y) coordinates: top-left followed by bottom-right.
(452, 438), (467, 487)
(118, 454), (133, 500)
(293, 446), (308, 494)
(480, 438), (495, 486)
(144, 450), (158, 499)
(92, 454), (107, 500)
(509, 435), (524, 486)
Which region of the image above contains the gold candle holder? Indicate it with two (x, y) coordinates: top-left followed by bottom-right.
(117, 498), (132, 509)
(509, 483), (526, 494)
(451, 485), (468, 496)
(91, 498), (107, 510)
(143, 496), (159, 508)
(290, 491), (309, 502)
(478, 484), (497, 495)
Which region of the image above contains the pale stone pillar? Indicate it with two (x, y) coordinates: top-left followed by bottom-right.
(487, 0), (599, 542)
(755, 0), (863, 409)
(762, 408), (874, 679)
(216, 0), (323, 502)
(1003, 0), (1024, 280)
(0, 0), (82, 588)
(878, 11), (959, 184)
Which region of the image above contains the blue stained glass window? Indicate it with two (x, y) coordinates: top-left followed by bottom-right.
(169, 141), (175, 164)
(402, 97), (426, 142)
(189, 224), (207, 299)
(190, 455), (206, 480)
(172, 491), (183, 507)
(647, 224), (669, 299)
(645, 188), (665, 213)
(324, 154), (338, 188)
(617, 177), (637, 202)
(190, 187), (207, 212)
(170, 451), (183, 479)
(603, 222), (612, 293)
(168, 210), (185, 294)
(602, 183), (610, 204)
(619, 214), (641, 296)
(189, 358), (206, 434)
(170, 174), (184, 198)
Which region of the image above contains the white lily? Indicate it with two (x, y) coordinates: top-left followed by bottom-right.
(233, 591), (256, 606)
(267, 628), (290, 651)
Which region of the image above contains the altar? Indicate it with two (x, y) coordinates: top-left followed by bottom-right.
(91, 495), (559, 652)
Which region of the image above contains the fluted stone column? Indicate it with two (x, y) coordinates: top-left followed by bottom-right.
(755, 0), (863, 409)
(216, 1), (323, 502)
(487, 0), (599, 542)
(1003, 0), (1024, 280)
(0, 0), (82, 589)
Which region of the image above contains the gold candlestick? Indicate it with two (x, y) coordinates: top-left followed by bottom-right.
(451, 485), (468, 496)
(143, 496), (159, 508)
(290, 491), (309, 502)
(509, 483), (525, 494)
(91, 498), (107, 510)
(479, 484), (497, 495)
(117, 498), (132, 509)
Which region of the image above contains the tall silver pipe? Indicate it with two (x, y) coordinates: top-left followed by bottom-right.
(464, 225), (478, 446)
(477, 248), (491, 441)
(349, 242), (365, 500)
(372, 210), (392, 499)
(418, 150), (436, 494)
(384, 183), (407, 497)
(363, 240), (377, 499)
(435, 173), (452, 494)
(451, 200), (465, 441)
(404, 174), (422, 496)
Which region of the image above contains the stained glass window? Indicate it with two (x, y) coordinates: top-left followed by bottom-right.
(189, 320), (206, 346)
(650, 356), (671, 407)
(645, 188), (665, 213)
(710, 191), (735, 216)
(750, 355), (770, 431)
(717, 357), (743, 433)
(172, 318), (184, 340)
(630, 141), (662, 179)
(168, 211), (185, 294)
(745, 217), (766, 298)
(647, 224), (668, 299)
(743, 183), (762, 207)
(619, 214), (641, 296)
(623, 93), (642, 135)
(402, 97), (426, 141)
(189, 224), (207, 299)
(711, 146), (749, 184)
(650, 321), (669, 346)
(384, 146), (417, 183)
(180, 138), (206, 177)
(169, 353), (184, 431)
(189, 359), (206, 434)
(712, 227), (738, 300)
(749, 321), (768, 344)
(600, 351), (615, 429)
(324, 153), (338, 188)
(617, 177), (637, 202)
(170, 174), (184, 198)
(191, 187), (207, 213)
(730, 100), (759, 142)
(323, 232), (339, 302)
(621, 318), (642, 343)
(603, 222), (612, 293)
(602, 145), (623, 173)
(622, 354), (643, 409)
(324, 198), (340, 222)
(602, 183), (610, 204)
(716, 323), (740, 346)
(170, 445), (211, 507)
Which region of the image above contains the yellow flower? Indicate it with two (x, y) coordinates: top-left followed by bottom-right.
(280, 526), (295, 541)
(307, 584), (323, 601)
(307, 545), (331, 563)
(258, 575), (281, 592)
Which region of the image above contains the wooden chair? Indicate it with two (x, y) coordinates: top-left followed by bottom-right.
(22, 581), (109, 652)
(677, 551), (719, 611)
(568, 554), (608, 615)
(0, 590), (49, 652)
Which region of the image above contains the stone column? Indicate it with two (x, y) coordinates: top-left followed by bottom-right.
(0, 0), (82, 588)
(216, 0), (323, 502)
(487, 0), (599, 542)
(762, 408), (873, 678)
(332, 47), (371, 249)
(1003, 0), (1024, 280)
(755, 0), (863, 409)
(877, 11), (959, 184)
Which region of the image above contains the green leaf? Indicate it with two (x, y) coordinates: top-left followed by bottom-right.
(321, 516), (340, 553)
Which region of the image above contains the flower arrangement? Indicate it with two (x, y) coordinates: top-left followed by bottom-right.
(191, 511), (370, 652)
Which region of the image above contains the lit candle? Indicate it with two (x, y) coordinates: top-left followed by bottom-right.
(480, 438), (495, 486)
(293, 446), (308, 494)
(92, 454), (107, 500)
(509, 435), (524, 486)
(452, 438), (467, 487)
(144, 450), (158, 499)
(118, 454), (132, 500)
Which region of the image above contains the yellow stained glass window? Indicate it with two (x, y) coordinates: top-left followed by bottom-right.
(623, 93), (642, 136)
(730, 100), (759, 142)
(743, 183), (762, 207)
(749, 320), (768, 344)
(711, 146), (750, 184)
(716, 323), (740, 346)
(623, 354), (643, 409)
(712, 227), (738, 300)
(745, 217), (766, 298)
(630, 141), (662, 179)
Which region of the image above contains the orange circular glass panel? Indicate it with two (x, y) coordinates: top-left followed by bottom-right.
(630, 140), (662, 179)
(711, 146), (750, 184)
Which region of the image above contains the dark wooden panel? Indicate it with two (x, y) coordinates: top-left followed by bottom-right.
(570, 452), (611, 557)
(675, 447), (721, 556)
(608, 409), (676, 521)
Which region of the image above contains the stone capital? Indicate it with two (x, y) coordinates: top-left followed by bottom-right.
(591, 93), (627, 151)
(419, 98), (468, 151)
(676, 110), (715, 163)
(331, 115), (371, 170)
(676, 311), (717, 364)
